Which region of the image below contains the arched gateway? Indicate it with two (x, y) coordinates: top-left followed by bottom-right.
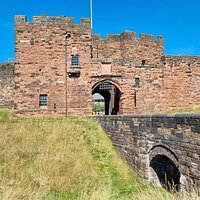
(92, 80), (121, 115)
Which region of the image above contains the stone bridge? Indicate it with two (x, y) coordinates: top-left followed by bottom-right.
(94, 114), (200, 191)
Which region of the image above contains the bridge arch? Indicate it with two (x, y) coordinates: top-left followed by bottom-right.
(149, 144), (180, 191)
(92, 80), (122, 115)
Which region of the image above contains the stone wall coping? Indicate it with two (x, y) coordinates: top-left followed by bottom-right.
(93, 114), (200, 118)
(165, 55), (200, 60)
(0, 62), (14, 66)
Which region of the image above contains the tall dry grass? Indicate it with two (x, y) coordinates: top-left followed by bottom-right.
(0, 111), (199, 199)
(130, 186), (200, 200)
(0, 117), (143, 199)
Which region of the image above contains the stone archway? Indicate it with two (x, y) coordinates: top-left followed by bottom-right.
(149, 145), (180, 191)
(92, 80), (121, 115)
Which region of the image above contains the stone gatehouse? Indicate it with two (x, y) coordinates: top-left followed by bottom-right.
(1, 15), (200, 117)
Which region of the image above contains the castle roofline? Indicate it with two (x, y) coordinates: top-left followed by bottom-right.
(14, 15), (163, 45)
(92, 31), (163, 45)
(14, 15), (91, 29)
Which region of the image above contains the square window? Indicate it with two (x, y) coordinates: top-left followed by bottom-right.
(71, 55), (79, 66)
(39, 94), (48, 107)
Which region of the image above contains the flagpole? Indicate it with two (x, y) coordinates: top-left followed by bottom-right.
(90, 0), (93, 31)
(90, 0), (93, 58)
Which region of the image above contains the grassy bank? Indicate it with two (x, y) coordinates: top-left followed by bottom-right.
(0, 109), (13, 120)
(160, 106), (200, 114)
(0, 113), (145, 199)
(0, 110), (199, 199)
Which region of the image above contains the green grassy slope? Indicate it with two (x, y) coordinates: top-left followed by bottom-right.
(157, 106), (200, 114)
(0, 110), (198, 200)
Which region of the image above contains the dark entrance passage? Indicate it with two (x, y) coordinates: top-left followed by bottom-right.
(92, 81), (121, 115)
(150, 155), (180, 191)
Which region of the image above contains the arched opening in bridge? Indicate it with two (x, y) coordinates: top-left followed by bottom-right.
(92, 81), (121, 115)
(150, 155), (180, 191)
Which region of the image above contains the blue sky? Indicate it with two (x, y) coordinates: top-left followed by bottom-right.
(1, 0), (200, 62)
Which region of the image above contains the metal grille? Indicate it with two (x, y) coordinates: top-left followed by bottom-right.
(39, 94), (48, 106)
(71, 55), (79, 66)
(99, 82), (112, 91)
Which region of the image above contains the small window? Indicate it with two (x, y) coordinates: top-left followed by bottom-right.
(71, 55), (79, 66)
(141, 60), (146, 66)
(39, 94), (48, 107)
(135, 78), (140, 88)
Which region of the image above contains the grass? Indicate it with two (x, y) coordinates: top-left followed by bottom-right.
(0, 112), (144, 199)
(160, 106), (200, 114)
(130, 187), (200, 200)
(0, 109), (13, 120)
(0, 110), (199, 199)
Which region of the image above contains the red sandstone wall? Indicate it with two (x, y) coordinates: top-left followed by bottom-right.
(129, 56), (200, 114)
(90, 31), (164, 115)
(14, 15), (200, 117)
(161, 56), (200, 111)
(0, 63), (14, 109)
(15, 16), (67, 117)
(14, 15), (93, 117)
(65, 28), (93, 117)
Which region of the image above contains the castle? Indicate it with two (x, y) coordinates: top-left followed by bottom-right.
(0, 15), (200, 117)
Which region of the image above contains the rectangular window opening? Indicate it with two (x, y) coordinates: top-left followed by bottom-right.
(135, 78), (140, 88)
(71, 55), (79, 67)
(39, 94), (48, 107)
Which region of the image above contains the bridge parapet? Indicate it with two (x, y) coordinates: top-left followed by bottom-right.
(94, 114), (200, 191)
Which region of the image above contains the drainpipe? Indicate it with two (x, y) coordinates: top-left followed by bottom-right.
(65, 32), (71, 117)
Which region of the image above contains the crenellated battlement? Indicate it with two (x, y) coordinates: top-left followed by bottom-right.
(14, 15), (91, 29)
(92, 31), (163, 45)
(14, 15), (163, 45)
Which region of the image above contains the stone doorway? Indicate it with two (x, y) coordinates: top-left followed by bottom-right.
(150, 155), (180, 191)
(92, 81), (121, 115)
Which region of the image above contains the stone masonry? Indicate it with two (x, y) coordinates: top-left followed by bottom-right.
(95, 115), (200, 191)
(12, 15), (200, 117)
(0, 15), (199, 192)
(0, 63), (14, 109)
